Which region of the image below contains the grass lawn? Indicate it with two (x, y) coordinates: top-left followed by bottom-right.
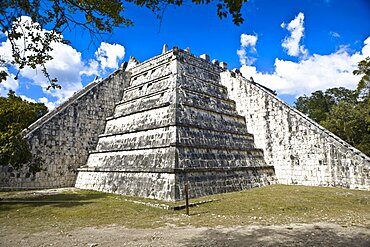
(1, 185), (369, 232)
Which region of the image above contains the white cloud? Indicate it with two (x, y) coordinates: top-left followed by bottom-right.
(237, 34), (258, 66)
(81, 59), (100, 77)
(0, 30), (18, 96)
(81, 42), (125, 77)
(361, 36), (370, 56)
(330, 31), (341, 38)
(0, 67), (19, 96)
(281, 12), (308, 58)
(95, 42), (125, 71)
(240, 34), (258, 48)
(0, 16), (83, 104)
(19, 40), (85, 105)
(0, 16), (126, 108)
(19, 95), (37, 103)
(240, 36), (370, 97)
(38, 97), (58, 109)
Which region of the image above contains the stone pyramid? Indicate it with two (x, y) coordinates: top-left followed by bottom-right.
(75, 48), (275, 201)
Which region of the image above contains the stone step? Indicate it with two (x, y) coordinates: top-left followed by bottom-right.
(95, 125), (256, 153)
(178, 88), (237, 115)
(104, 105), (175, 135)
(122, 75), (174, 102)
(176, 126), (257, 150)
(179, 53), (224, 77)
(113, 89), (174, 117)
(176, 104), (248, 134)
(176, 147), (266, 169)
(177, 74), (229, 99)
(95, 126), (176, 152)
(129, 60), (174, 87)
(104, 104), (248, 137)
(178, 62), (221, 83)
(85, 146), (176, 170)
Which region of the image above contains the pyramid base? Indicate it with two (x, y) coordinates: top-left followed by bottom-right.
(175, 167), (276, 200)
(75, 167), (276, 202)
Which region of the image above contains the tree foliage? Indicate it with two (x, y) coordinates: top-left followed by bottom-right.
(0, 0), (248, 88)
(295, 58), (370, 156)
(320, 100), (370, 154)
(295, 87), (357, 123)
(353, 56), (370, 99)
(0, 91), (48, 170)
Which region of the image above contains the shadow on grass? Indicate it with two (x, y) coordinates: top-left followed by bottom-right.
(180, 225), (370, 247)
(0, 192), (109, 209)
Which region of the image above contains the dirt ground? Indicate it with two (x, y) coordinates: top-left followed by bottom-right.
(1, 188), (369, 246)
(1, 223), (369, 247)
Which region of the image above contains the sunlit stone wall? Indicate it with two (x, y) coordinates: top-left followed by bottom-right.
(221, 71), (370, 190)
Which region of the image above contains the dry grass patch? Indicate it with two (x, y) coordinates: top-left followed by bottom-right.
(1, 185), (369, 233)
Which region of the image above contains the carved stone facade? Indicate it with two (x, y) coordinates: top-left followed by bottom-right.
(1, 47), (369, 200)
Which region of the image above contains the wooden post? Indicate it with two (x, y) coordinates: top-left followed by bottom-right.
(185, 183), (189, 216)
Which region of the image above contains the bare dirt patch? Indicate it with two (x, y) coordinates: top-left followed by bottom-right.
(1, 223), (369, 247)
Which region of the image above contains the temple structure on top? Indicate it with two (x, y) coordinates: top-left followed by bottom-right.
(1, 46), (369, 201)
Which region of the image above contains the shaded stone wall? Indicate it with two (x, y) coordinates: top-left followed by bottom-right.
(0, 70), (127, 190)
(173, 52), (276, 200)
(220, 71), (370, 190)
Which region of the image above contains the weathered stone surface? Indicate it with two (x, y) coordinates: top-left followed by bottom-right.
(96, 126), (176, 151)
(176, 147), (265, 169)
(76, 49), (274, 201)
(76, 171), (176, 201)
(177, 89), (237, 116)
(122, 76), (174, 101)
(175, 168), (275, 200)
(0, 71), (126, 190)
(199, 54), (210, 61)
(177, 75), (228, 99)
(176, 127), (255, 150)
(85, 147), (176, 171)
(176, 105), (248, 134)
(113, 89), (175, 117)
(220, 71), (370, 190)
(105, 105), (175, 135)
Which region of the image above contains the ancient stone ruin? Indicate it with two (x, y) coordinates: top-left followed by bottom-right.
(75, 48), (275, 201)
(1, 47), (369, 201)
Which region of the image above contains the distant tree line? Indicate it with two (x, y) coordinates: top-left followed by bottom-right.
(295, 57), (370, 156)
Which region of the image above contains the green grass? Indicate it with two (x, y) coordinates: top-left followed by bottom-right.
(1, 185), (369, 233)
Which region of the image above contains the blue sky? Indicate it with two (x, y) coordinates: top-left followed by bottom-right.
(1, 0), (369, 108)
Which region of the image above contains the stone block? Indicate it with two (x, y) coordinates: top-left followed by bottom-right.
(200, 54), (210, 61)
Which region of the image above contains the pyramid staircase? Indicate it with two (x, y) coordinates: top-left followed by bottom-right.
(75, 48), (275, 201)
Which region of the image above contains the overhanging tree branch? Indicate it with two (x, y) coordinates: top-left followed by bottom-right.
(0, 0), (248, 89)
